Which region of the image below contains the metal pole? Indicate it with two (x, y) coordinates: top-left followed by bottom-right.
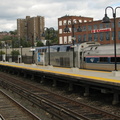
(6, 45), (7, 61)
(113, 12), (117, 71)
(48, 40), (50, 65)
(21, 46), (22, 63)
(32, 35), (34, 64)
(12, 41), (13, 62)
(104, 6), (119, 71)
(72, 23), (75, 67)
(1, 43), (2, 61)
(48, 29), (50, 65)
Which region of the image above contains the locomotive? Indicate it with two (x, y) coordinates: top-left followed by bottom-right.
(34, 41), (120, 71)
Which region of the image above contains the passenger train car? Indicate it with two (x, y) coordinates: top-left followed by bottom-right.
(83, 44), (120, 71)
(34, 42), (120, 71)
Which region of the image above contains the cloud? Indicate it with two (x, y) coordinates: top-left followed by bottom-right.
(0, 0), (120, 31)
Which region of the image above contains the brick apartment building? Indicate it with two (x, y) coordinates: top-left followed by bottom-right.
(17, 16), (45, 46)
(58, 15), (120, 45)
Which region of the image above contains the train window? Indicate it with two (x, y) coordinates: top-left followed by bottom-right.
(111, 57), (120, 62)
(100, 57), (108, 62)
(66, 46), (70, 51)
(84, 57), (85, 61)
(44, 49), (47, 52)
(57, 47), (60, 52)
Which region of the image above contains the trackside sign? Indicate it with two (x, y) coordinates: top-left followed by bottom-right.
(91, 28), (111, 33)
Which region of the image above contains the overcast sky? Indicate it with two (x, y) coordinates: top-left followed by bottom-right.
(0, 0), (120, 32)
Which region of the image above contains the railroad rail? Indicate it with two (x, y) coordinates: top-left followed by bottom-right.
(0, 89), (41, 120)
(0, 72), (120, 120)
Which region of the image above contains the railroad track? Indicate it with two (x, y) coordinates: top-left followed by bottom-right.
(0, 89), (40, 120)
(0, 72), (120, 120)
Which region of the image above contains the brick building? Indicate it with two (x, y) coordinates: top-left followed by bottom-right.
(58, 15), (120, 44)
(17, 16), (45, 46)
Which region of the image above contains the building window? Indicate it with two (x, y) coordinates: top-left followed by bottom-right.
(118, 22), (120, 27)
(64, 36), (67, 44)
(99, 24), (103, 29)
(69, 28), (72, 33)
(82, 26), (86, 31)
(59, 37), (63, 44)
(118, 31), (120, 40)
(88, 34), (92, 41)
(83, 34), (86, 41)
(105, 23), (110, 28)
(59, 29), (62, 34)
(68, 20), (71, 25)
(59, 21), (62, 26)
(74, 27), (77, 32)
(94, 33), (98, 41)
(112, 31), (114, 40)
(88, 25), (92, 31)
(78, 35), (82, 42)
(106, 32), (110, 41)
(93, 24), (97, 29)
(100, 33), (104, 41)
(111, 22), (114, 28)
(63, 20), (67, 25)
(74, 35), (76, 43)
(68, 36), (72, 43)
(78, 20), (82, 23)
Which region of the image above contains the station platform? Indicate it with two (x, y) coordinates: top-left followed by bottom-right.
(0, 62), (120, 84)
(0, 62), (120, 104)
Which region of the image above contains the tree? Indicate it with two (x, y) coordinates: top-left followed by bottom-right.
(11, 50), (20, 56)
(0, 36), (12, 41)
(36, 41), (44, 47)
(9, 30), (17, 35)
(0, 51), (5, 55)
(44, 29), (58, 45)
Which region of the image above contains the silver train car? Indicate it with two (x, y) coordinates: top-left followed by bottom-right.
(34, 42), (120, 71)
(83, 44), (120, 71)
(34, 42), (99, 67)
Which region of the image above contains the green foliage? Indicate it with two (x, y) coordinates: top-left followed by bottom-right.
(20, 38), (31, 47)
(0, 51), (5, 55)
(36, 41), (44, 47)
(9, 30), (17, 35)
(0, 42), (2, 49)
(11, 50), (20, 56)
(44, 29), (58, 45)
(1, 36), (12, 41)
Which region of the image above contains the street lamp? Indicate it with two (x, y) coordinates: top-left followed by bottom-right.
(42, 27), (55, 65)
(64, 20), (82, 67)
(102, 6), (120, 71)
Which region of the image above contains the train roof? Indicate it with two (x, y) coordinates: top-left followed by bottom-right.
(84, 43), (120, 55)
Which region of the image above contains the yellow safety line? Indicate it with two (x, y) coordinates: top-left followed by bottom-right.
(0, 63), (120, 84)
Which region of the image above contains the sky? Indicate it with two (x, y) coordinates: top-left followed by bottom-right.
(0, 0), (120, 32)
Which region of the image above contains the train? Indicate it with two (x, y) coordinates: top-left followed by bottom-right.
(34, 41), (120, 71)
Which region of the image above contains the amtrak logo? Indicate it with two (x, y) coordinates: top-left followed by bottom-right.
(90, 58), (94, 62)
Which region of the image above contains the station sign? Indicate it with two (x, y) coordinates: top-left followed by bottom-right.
(91, 28), (111, 33)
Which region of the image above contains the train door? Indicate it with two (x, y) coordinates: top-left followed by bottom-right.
(80, 51), (84, 69)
